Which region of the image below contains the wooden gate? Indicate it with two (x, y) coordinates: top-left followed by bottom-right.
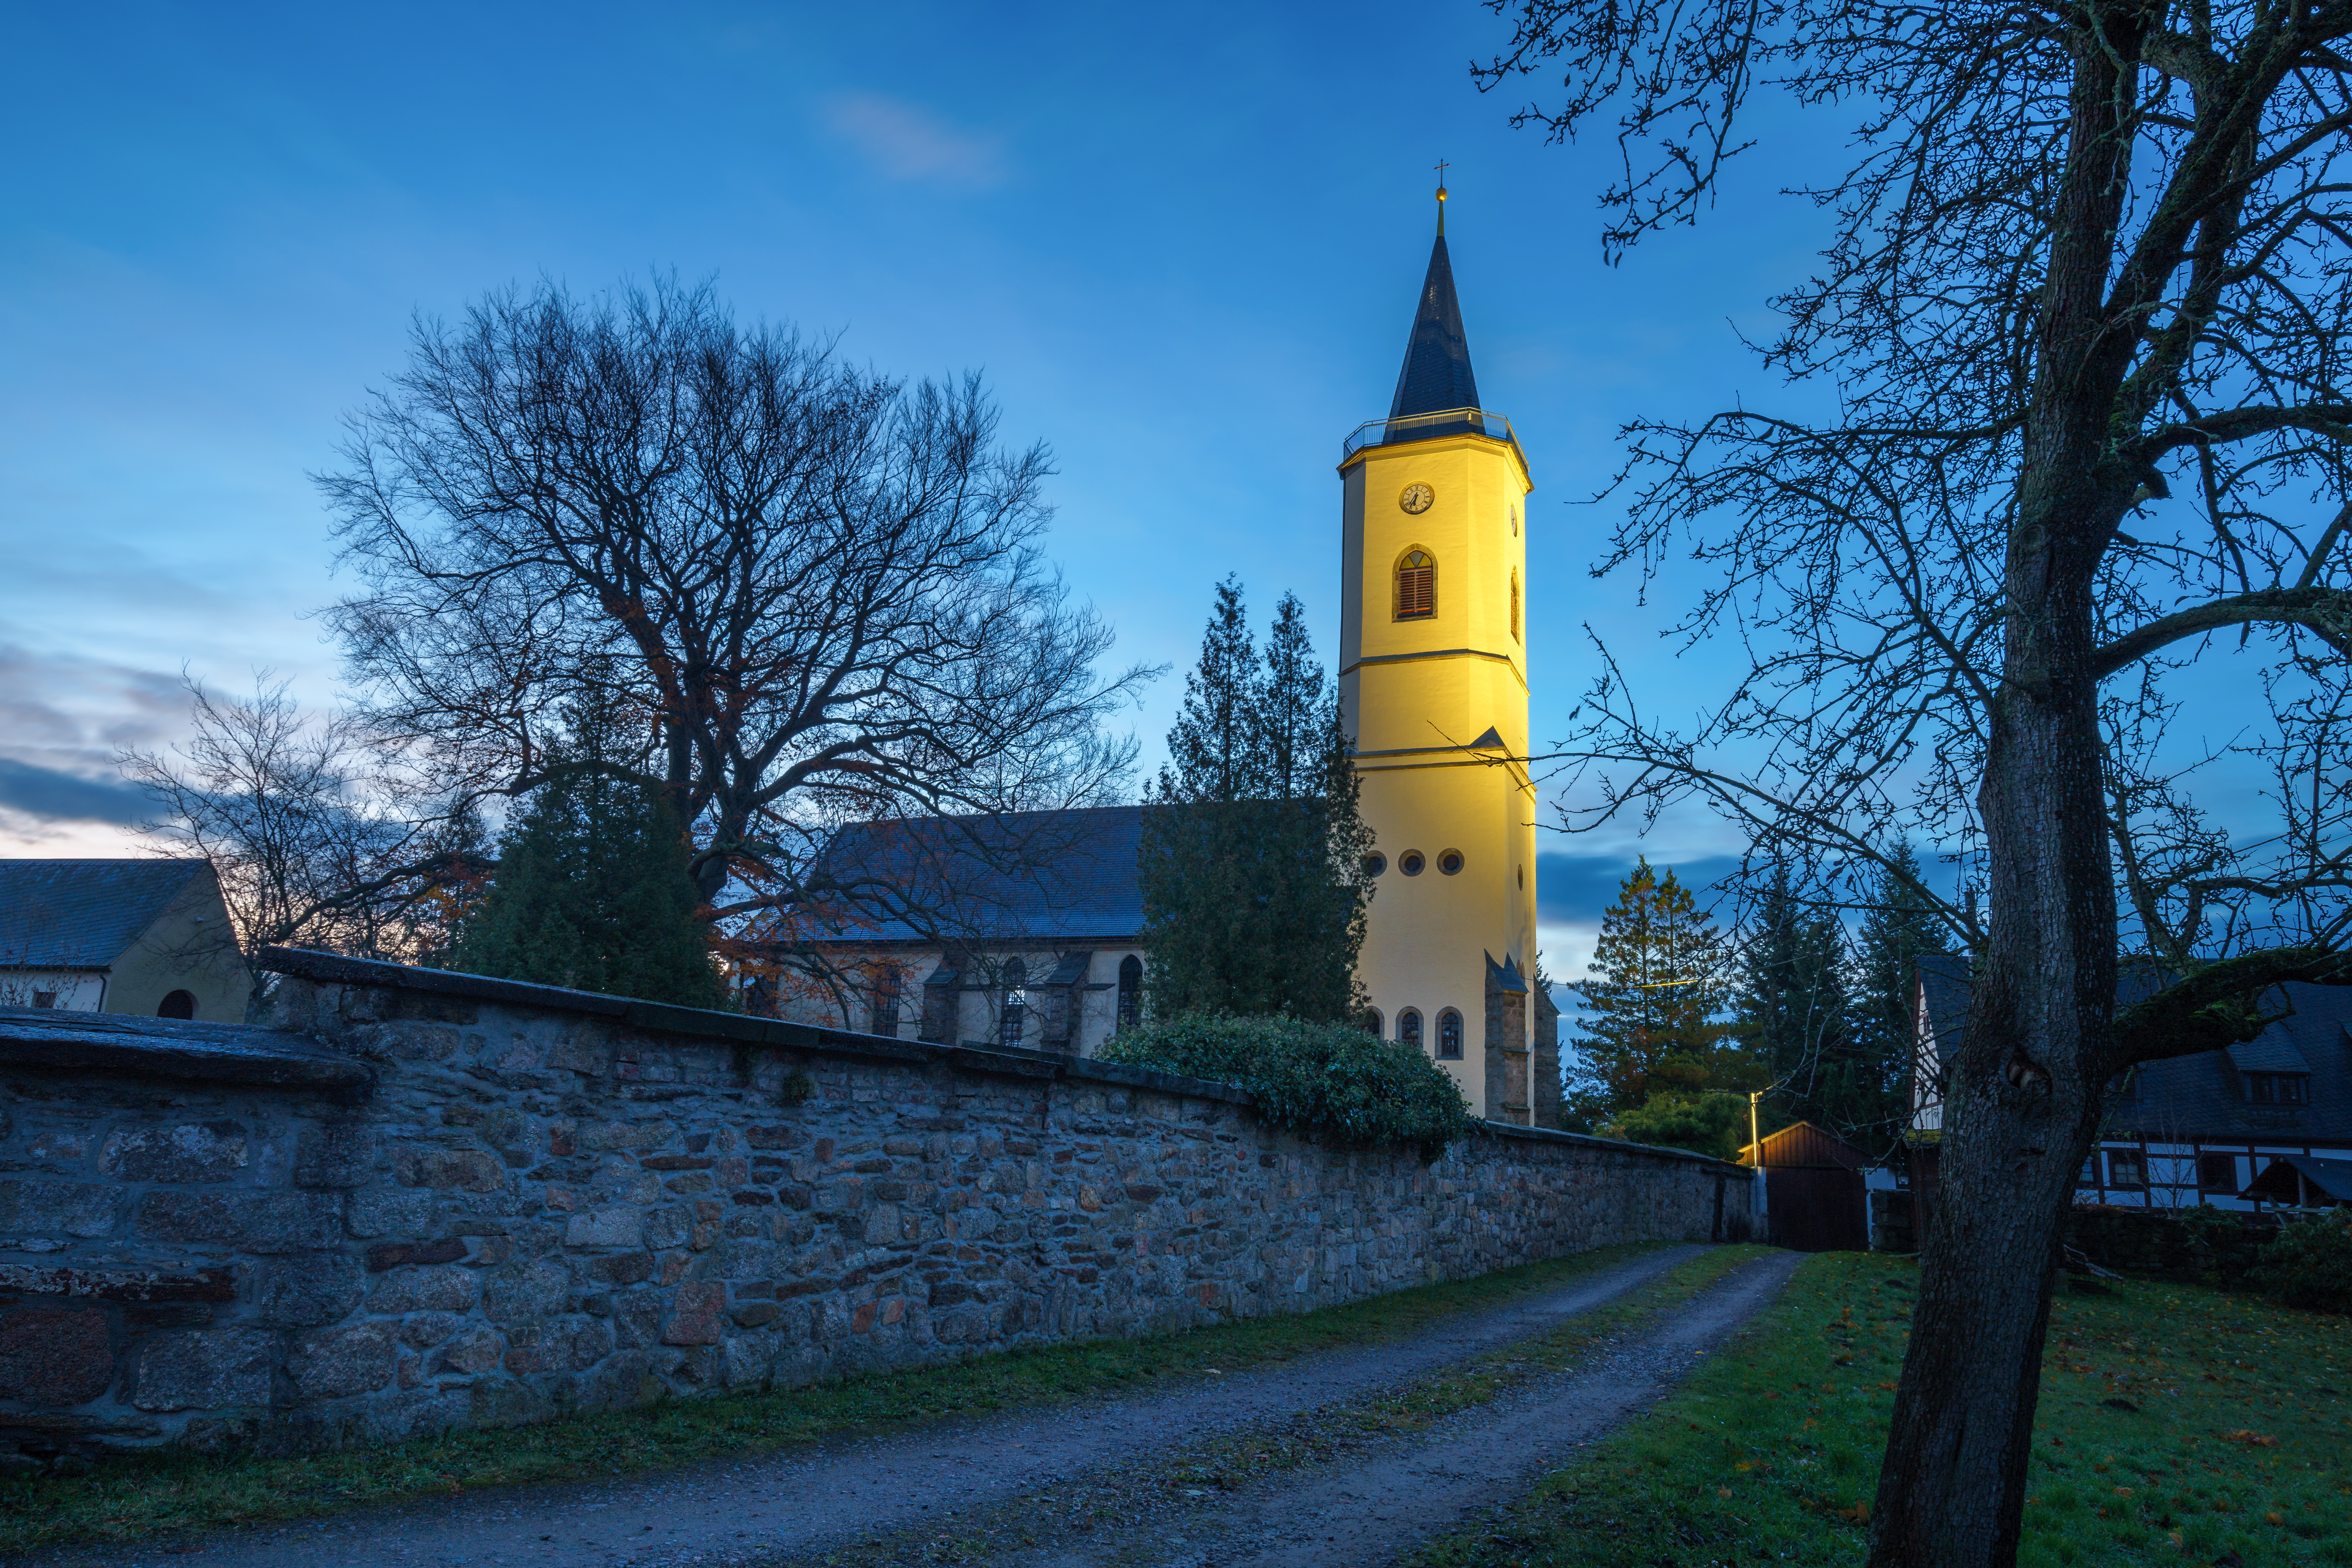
(1767, 1166), (1869, 1252)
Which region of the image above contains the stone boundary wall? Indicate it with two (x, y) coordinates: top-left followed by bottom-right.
(0, 949), (1751, 1462)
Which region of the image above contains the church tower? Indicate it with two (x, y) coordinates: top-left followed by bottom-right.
(1339, 179), (1547, 1123)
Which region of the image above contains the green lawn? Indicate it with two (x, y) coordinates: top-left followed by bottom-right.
(1406, 1253), (2352, 1568)
(0, 1240), (1679, 1554)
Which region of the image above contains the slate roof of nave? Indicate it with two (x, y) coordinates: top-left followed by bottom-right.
(802, 806), (1146, 946)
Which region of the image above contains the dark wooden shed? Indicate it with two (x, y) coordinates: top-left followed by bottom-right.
(1740, 1120), (1872, 1252)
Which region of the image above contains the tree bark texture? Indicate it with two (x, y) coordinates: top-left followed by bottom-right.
(1868, 15), (2142, 1565)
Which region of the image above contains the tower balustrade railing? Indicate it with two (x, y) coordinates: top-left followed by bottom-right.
(1341, 407), (1521, 462)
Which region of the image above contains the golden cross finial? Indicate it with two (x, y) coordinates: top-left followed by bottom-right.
(1434, 159), (1450, 234)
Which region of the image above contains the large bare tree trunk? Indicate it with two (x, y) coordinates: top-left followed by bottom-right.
(1867, 19), (2140, 1559)
(1868, 684), (2118, 1564)
(1476, 4), (2352, 1557)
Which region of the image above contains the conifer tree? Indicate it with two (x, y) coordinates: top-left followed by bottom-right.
(1567, 858), (1747, 1123)
(1139, 582), (1370, 1021)
(1737, 862), (1857, 1134)
(1257, 593), (1323, 799)
(454, 697), (725, 1009)
(1851, 842), (1950, 1127)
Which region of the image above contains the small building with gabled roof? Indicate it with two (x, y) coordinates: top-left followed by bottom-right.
(0, 859), (250, 1021)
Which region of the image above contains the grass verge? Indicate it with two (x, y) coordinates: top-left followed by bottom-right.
(1405, 1253), (2352, 1568)
(0, 1240), (1687, 1555)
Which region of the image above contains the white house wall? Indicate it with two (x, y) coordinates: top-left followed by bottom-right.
(0, 971), (105, 1011)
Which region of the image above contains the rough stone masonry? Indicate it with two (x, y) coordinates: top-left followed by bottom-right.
(0, 948), (1752, 1461)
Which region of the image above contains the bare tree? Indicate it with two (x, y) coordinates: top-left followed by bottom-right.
(316, 276), (1150, 964)
(119, 676), (472, 960)
(1479, 4), (2352, 1564)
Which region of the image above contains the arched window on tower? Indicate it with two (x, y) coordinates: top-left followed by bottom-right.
(1000, 958), (1027, 1049)
(1510, 572), (1520, 643)
(869, 965), (901, 1036)
(1437, 1009), (1465, 1060)
(1117, 954), (1143, 1029)
(1398, 1009), (1424, 1051)
(1395, 551), (1435, 620)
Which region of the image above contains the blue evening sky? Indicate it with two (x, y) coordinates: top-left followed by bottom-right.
(0, 1), (1890, 968)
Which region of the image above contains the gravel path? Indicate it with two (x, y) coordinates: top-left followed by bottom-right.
(1018, 1249), (1804, 1568)
(20, 1243), (1738, 1568)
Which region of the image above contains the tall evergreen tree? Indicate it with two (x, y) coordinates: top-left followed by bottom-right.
(1139, 582), (1370, 1021)
(454, 699), (725, 1009)
(1737, 862), (1857, 1134)
(1257, 593), (1323, 800)
(1161, 576), (1262, 801)
(1568, 858), (1748, 1123)
(1851, 842), (1951, 1135)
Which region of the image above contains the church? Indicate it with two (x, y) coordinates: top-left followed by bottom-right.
(786, 184), (1561, 1126)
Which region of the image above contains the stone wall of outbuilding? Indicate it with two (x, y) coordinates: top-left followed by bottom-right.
(0, 949), (1751, 1463)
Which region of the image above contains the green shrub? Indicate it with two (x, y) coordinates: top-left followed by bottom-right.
(2250, 1209), (2352, 1314)
(1096, 1014), (1476, 1159)
(1601, 1090), (1748, 1161)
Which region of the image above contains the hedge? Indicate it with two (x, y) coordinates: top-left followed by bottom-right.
(1096, 1013), (1476, 1159)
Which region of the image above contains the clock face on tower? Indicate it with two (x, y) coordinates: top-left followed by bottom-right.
(1399, 483), (1434, 515)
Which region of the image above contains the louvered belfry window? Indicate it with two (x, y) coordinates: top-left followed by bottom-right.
(1396, 551), (1435, 620)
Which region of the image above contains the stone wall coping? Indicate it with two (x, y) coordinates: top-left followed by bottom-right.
(1473, 1117), (1749, 1173)
(0, 1004), (375, 1092)
(252, 947), (1743, 1172)
(256, 946), (1253, 1107)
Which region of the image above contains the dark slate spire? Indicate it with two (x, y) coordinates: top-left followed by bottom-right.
(1388, 193), (1482, 423)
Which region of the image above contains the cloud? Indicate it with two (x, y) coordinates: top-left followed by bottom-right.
(822, 93), (1006, 189)
(0, 759), (152, 824)
(1536, 850), (1744, 929)
(0, 643), (186, 848)
(0, 644), (183, 751)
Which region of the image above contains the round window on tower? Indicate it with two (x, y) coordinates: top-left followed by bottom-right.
(1438, 849), (1465, 876)
(1362, 851), (1387, 878)
(1399, 851), (1426, 877)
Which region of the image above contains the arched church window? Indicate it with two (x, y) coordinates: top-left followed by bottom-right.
(1000, 958), (1027, 1049)
(1437, 1009), (1465, 1060)
(870, 965), (900, 1035)
(158, 990), (196, 1020)
(1117, 954), (1143, 1028)
(1364, 1008), (1383, 1036)
(1395, 551), (1435, 621)
(1510, 572), (1520, 643)
(1399, 1009), (1423, 1050)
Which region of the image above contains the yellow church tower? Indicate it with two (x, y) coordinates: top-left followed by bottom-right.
(1339, 180), (1553, 1123)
